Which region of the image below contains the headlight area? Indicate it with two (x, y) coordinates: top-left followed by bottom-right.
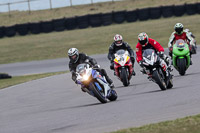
(82, 75), (92, 84)
(83, 75), (89, 80)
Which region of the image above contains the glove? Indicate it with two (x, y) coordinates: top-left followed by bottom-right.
(158, 51), (164, 58)
(93, 64), (100, 69)
(139, 60), (144, 68)
(169, 46), (173, 53)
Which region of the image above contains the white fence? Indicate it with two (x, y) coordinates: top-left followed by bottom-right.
(0, 0), (116, 15)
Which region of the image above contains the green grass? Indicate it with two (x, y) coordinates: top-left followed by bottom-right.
(0, 0), (198, 26)
(0, 14), (199, 64)
(0, 71), (67, 89)
(111, 114), (200, 133)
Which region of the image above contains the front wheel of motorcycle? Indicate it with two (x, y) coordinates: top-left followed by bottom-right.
(121, 68), (129, 87)
(90, 82), (107, 103)
(152, 70), (167, 90)
(167, 78), (173, 89)
(177, 58), (186, 76)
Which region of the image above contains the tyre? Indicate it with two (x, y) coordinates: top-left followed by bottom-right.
(177, 58), (186, 75)
(167, 75), (173, 89)
(16, 23), (29, 36)
(162, 5), (174, 18)
(121, 68), (129, 86)
(101, 12), (113, 26)
(40, 21), (54, 33)
(89, 14), (102, 27)
(113, 11), (126, 24)
(149, 7), (162, 19)
(186, 3), (197, 15)
(91, 82), (107, 103)
(65, 17), (77, 30)
(53, 18), (66, 31)
(125, 10), (138, 22)
(29, 22), (41, 34)
(0, 26), (5, 38)
(108, 90), (118, 101)
(138, 8), (150, 21)
(76, 15), (89, 29)
(5, 26), (16, 37)
(152, 70), (167, 90)
(173, 4), (186, 17)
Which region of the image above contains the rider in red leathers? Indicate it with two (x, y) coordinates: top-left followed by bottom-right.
(136, 32), (171, 76)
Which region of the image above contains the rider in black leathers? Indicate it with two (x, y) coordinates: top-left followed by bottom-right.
(108, 34), (136, 75)
(68, 48), (114, 91)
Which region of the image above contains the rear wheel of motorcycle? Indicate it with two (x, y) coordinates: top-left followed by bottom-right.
(152, 70), (167, 90)
(121, 68), (129, 86)
(91, 83), (107, 103)
(108, 90), (118, 101)
(177, 58), (186, 75)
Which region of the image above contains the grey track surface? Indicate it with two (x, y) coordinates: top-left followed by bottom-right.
(0, 48), (200, 133)
(0, 54), (107, 76)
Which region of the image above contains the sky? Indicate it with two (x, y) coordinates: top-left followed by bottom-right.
(0, 0), (117, 12)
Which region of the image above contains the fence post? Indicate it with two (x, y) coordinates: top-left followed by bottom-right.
(28, 0), (31, 14)
(70, 0), (72, 6)
(8, 3), (11, 17)
(49, 0), (52, 9)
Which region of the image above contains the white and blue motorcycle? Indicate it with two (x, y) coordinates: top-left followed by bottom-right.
(76, 63), (117, 103)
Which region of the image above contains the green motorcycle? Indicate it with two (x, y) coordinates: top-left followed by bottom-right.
(172, 39), (191, 75)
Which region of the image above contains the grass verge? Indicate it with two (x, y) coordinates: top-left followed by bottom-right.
(0, 0), (198, 26)
(0, 14), (200, 64)
(111, 114), (200, 133)
(0, 71), (67, 89)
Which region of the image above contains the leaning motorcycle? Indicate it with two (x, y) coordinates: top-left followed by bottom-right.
(172, 39), (191, 76)
(113, 50), (134, 86)
(142, 49), (173, 90)
(76, 63), (117, 103)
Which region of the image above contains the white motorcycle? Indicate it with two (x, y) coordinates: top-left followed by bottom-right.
(76, 63), (117, 103)
(113, 50), (134, 86)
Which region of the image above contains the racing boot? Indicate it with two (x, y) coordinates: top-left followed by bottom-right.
(101, 69), (114, 89)
(132, 69), (136, 76)
(81, 86), (87, 92)
(140, 68), (146, 74)
(190, 59), (193, 65)
(167, 65), (173, 72)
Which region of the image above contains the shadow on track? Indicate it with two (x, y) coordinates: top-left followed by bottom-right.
(132, 89), (163, 96)
(70, 102), (102, 109)
(115, 81), (150, 89)
(173, 71), (200, 78)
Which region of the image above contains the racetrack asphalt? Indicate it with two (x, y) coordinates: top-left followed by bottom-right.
(0, 48), (200, 133)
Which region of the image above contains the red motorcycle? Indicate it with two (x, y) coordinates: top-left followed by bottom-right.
(113, 50), (133, 86)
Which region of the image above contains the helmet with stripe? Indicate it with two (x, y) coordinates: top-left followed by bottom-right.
(174, 23), (184, 35)
(114, 34), (123, 46)
(138, 32), (148, 47)
(68, 48), (79, 63)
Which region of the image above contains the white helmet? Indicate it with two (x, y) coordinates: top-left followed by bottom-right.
(138, 32), (148, 47)
(114, 34), (123, 46)
(68, 48), (79, 63)
(174, 23), (184, 35)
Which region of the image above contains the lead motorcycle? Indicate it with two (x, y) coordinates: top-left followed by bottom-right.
(113, 50), (134, 86)
(76, 63), (117, 103)
(142, 49), (173, 90)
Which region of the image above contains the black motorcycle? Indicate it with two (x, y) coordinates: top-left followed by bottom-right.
(142, 49), (173, 90)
